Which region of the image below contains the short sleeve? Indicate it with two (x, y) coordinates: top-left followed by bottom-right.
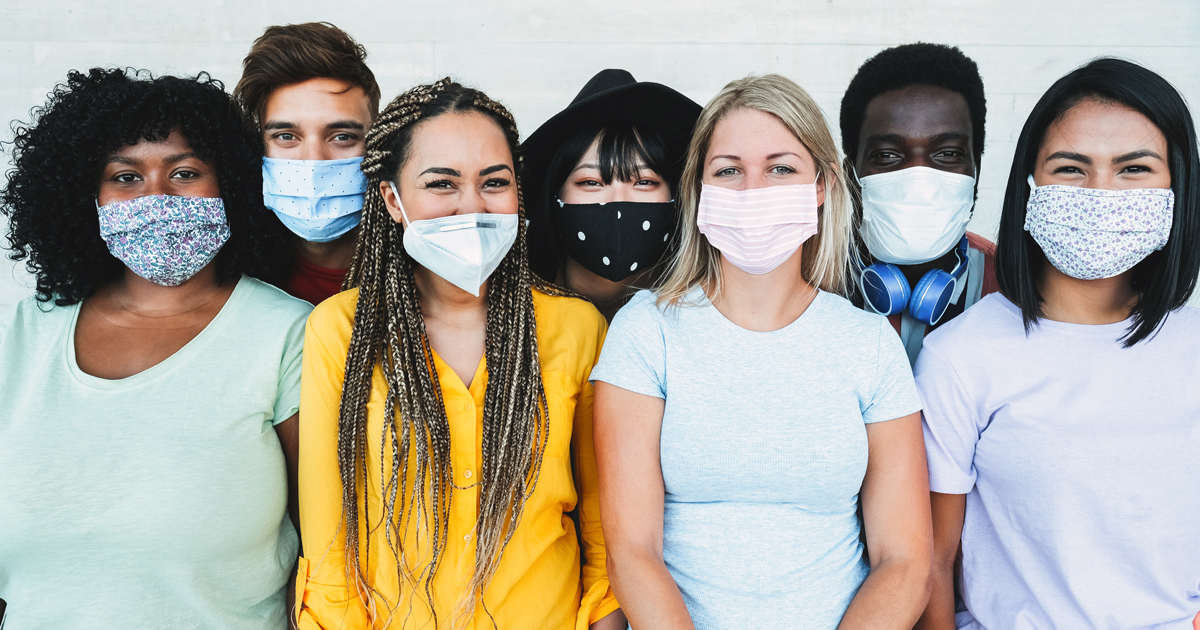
(588, 291), (666, 399)
(913, 344), (981, 494)
(861, 317), (923, 424)
(271, 307), (308, 425)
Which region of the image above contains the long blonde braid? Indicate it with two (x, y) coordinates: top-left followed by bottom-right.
(337, 78), (574, 627)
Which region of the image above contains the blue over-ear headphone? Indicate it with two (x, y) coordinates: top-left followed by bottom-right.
(860, 236), (970, 326)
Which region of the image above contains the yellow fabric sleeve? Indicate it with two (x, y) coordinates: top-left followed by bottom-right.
(294, 294), (372, 629)
(572, 316), (621, 628)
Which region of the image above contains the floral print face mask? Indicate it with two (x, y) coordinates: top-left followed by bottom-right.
(1024, 176), (1174, 280)
(96, 195), (230, 286)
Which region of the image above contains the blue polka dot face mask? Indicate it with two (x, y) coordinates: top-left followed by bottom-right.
(262, 156), (367, 243)
(96, 194), (230, 286)
(553, 200), (675, 282)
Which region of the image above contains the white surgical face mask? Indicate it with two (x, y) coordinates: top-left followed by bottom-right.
(859, 166), (976, 265)
(388, 182), (519, 296)
(263, 156), (367, 243)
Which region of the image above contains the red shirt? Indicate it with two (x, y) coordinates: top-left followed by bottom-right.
(285, 255), (347, 306)
(886, 231), (1000, 336)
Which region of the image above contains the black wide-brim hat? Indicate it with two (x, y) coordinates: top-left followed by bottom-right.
(521, 69), (703, 204)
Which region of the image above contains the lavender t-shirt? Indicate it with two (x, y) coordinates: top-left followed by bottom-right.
(915, 294), (1200, 629)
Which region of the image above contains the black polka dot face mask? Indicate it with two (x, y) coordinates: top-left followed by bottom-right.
(554, 200), (675, 283)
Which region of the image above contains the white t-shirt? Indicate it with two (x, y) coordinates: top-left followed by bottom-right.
(0, 276), (312, 630)
(915, 293), (1200, 629)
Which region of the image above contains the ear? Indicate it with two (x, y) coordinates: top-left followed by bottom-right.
(815, 164), (832, 209)
(380, 180), (406, 226)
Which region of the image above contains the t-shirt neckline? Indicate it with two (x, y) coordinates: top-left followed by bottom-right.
(991, 293), (1135, 338)
(689, 284), (828, 337)
(64, 275), (252, 390)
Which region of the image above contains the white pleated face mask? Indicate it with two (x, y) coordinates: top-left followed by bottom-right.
(859, 166), (976, 265)
(388, 182), (519, 296)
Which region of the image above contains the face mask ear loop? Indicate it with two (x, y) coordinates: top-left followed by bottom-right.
(1027, 175), (1038, 191)
(388, 181), (412, 227)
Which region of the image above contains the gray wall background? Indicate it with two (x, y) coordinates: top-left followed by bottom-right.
(2, 0), (1198, 311)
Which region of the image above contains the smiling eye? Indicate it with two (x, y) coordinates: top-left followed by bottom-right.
(1052, 165), (1084, 175)
(424, 179), (454, 189)
(484, 177), (511, 188)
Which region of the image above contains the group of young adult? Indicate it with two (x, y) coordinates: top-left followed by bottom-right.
(0, 20), (1196, 630)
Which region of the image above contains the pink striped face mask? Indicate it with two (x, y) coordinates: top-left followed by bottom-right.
(696, 179), (820, 274)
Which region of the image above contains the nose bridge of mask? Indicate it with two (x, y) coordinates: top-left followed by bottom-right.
(698, 183), (820, 228)
(97, 194), (223, 235)
(263, 156), (366, 218)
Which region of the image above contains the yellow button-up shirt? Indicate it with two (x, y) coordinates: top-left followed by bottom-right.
(296, 288), (618, 629)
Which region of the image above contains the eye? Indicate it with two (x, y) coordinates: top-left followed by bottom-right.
(770, 164), (797, 175)
(275, 132), (296, 142)
(483, 177), (511, 188)
(636, 178), (660, 187)
(871, 150), (901, 160)
(113, 172), (140, 183)
(1051, 165), (1084, 175)
(574, 178), (603, 188)
(714, 167), (739, 178)
(1121, 164), (1153, 174)
(332, 133), (358, 143)
(172, 169), (200, 180)
(423, 179), (454, 190)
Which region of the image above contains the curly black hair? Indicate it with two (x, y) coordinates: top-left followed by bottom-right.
(839, 43), (987, 166)
(1, 67), (292, 305)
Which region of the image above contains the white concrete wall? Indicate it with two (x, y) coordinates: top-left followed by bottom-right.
(2, 0), (1198, 311)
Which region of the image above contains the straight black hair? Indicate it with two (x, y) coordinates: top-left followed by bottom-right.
(527, 122), (673, 281)
(995, 57), (1200, 346)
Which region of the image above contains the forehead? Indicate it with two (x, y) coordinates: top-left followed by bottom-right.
(108, 128), (193, 158)
(1041, 98), (1165, 154)
(406, 111), (512, 165)
(860, 85), (972, 143)
(263, 77), (372, 122)
(709, 108), (806, 154)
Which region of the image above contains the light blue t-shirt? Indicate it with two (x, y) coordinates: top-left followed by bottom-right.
(0, 276), (312, 630)
(916, 294), (1200, 629)
(590, 288), (922, 629)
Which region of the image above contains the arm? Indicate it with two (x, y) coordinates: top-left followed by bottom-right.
(273, 414), (301, 630)
(294, 318), (370, 630)
(594, 381), (695, 630)
(914, 492), (967, 630)
(273, 414), (300, 533)
(573, 377), (628, 630)
(837, 412), (933, 630)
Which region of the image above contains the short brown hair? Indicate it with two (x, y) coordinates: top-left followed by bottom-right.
(234, 22), (381, 131)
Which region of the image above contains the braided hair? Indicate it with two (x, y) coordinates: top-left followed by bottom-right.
(337, 78), (574, 627)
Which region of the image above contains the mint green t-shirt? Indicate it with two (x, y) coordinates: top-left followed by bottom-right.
(0, 276), (312, 629)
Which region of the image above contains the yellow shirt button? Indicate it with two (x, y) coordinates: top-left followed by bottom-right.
(464, 401), (473, 411)
(464, 469), (472, 479)
(464, 534), (471, 543)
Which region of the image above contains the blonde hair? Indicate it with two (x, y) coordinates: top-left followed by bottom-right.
(656, 74), (857, 305)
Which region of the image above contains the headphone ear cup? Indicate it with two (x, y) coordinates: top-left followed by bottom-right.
(909, 269), (956, 326)
(861, 263), (910, 316)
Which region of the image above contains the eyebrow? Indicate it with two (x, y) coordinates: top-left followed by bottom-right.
(709, 154), (740, 163)
(479, 164), (512, 176)
(262, 120), (365, 132)
(420, 167), (461, 177)
(1114, 149), (1163, 163)
(104, 152), (203, 166)
(865, 132), (969, 145)
(1045, 151), (1092, 165)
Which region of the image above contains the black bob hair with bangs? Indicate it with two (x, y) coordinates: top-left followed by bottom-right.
(1, 67), (291, 306)
(527, 122), (674, 282)
(995, 57), (1200, 346)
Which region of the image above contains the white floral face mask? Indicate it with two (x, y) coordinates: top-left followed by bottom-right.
(1024, 176), (1174, 280)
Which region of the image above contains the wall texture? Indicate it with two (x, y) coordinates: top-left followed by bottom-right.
(2, 0), (1198, 311)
